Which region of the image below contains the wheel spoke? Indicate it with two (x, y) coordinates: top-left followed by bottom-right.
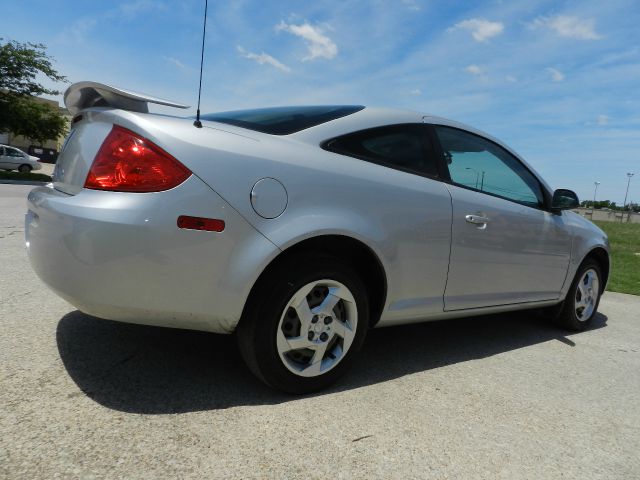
(293, 297), (314, 331)
(330, 319), (354, 344)
(587, 273), (595, 292)
(313, 290), (341, 316)
(277, 329), (290, 353)
(277, 329), (311, 353)
(305, 341), (329, 375)
(288, 335), (313, 350)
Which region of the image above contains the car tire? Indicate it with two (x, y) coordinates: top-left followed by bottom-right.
(555, 259), (603, 331)
(18, 164), (32, 173)
(237, 254), (369, 394)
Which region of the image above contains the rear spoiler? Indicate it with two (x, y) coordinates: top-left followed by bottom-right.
(64, 81), (190, 115)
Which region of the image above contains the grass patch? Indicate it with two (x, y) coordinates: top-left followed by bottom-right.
(594, 221), (640, 296)
(0, 171), (52, 182)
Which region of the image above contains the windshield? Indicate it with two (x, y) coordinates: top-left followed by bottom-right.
(200, 105), (364, 135)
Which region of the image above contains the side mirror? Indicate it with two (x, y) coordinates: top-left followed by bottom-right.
(551, 189), (580, 210)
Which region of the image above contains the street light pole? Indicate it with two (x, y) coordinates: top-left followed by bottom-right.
(465, 167), (479, 188)
(592, 181), (600, 217)
(623, 172), (634, 211)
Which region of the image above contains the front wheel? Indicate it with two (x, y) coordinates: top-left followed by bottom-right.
(556, 260), (603, 331)
(18, 164), (32, 173)
(237, 255), (368, 394)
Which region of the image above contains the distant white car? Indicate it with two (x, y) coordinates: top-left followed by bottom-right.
(0, 144), (42, 172)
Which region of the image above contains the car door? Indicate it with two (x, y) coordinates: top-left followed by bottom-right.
(431, 125), (571, 310)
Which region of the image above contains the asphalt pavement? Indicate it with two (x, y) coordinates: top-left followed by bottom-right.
(1, 183), (639, 479)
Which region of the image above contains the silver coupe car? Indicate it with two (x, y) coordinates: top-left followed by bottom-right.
(26, 82), (610, 393)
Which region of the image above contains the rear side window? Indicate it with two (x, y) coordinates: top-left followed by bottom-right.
(201, 105), (364, 135)
(322, 124), (440, 178)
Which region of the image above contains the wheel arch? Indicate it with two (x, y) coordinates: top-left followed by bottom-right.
(241, 234), (388, 328)
(583, 246), (610, 292)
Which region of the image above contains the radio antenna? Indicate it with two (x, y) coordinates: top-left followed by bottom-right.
(193, 0), (208, 128)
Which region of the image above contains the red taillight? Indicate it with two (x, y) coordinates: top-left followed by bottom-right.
(85, 125), (191, 192)
(177, 216), (225, 232)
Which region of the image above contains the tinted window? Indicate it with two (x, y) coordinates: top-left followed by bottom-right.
(435, 126), (543, 207)
(201, 105), (364, 135)
(323, 124), (439, 177)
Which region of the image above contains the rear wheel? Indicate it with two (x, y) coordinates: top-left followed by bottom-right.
(555, 260), (603, 331)
(18, 164), (32, 173)
(237, 255), (368, 394)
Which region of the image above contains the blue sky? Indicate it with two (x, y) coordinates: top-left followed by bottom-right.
(4, 0), (640, 204)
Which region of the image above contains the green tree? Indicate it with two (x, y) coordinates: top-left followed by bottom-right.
(0, 38), (68, 145)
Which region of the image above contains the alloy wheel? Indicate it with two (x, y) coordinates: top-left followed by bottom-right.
(276, 279), (357, 377)
(575, 268), (599, 321)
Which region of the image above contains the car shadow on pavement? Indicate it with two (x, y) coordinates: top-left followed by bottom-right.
(56, 310), (607, 413)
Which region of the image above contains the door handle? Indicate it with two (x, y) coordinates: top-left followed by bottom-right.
(465, 214), (490, 224)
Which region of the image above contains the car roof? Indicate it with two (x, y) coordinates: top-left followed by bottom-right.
(289, 106), (505, 150)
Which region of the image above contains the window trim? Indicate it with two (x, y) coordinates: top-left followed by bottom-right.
(321, 123), (445, 181)
(428, 124), (551, 211)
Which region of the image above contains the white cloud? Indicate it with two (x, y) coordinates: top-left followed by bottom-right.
(409, 88), (422, 95)
(237, 46), (291, 73)
(531, 15), (602, 40)
(57, 18), (97, 44)
(164, 56), (186, 69)
(57, 1), (164, 44)
(597, 115), (609, 125)
(546, 67), (565, 82)
(117, 0), (166, 19)
(276, 21), (338, 61)
(451, 18), (504, 42)
(465, 64), (484, 75)
(401, 0), (421, 11)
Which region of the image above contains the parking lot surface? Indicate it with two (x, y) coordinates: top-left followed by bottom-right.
(1, 184), (639, 479)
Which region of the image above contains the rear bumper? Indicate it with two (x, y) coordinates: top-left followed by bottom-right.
(25, 177), (279, 333)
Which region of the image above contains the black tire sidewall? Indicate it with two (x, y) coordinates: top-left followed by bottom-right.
(242, 255), (369, 394)
(18, 165), (32, 173)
